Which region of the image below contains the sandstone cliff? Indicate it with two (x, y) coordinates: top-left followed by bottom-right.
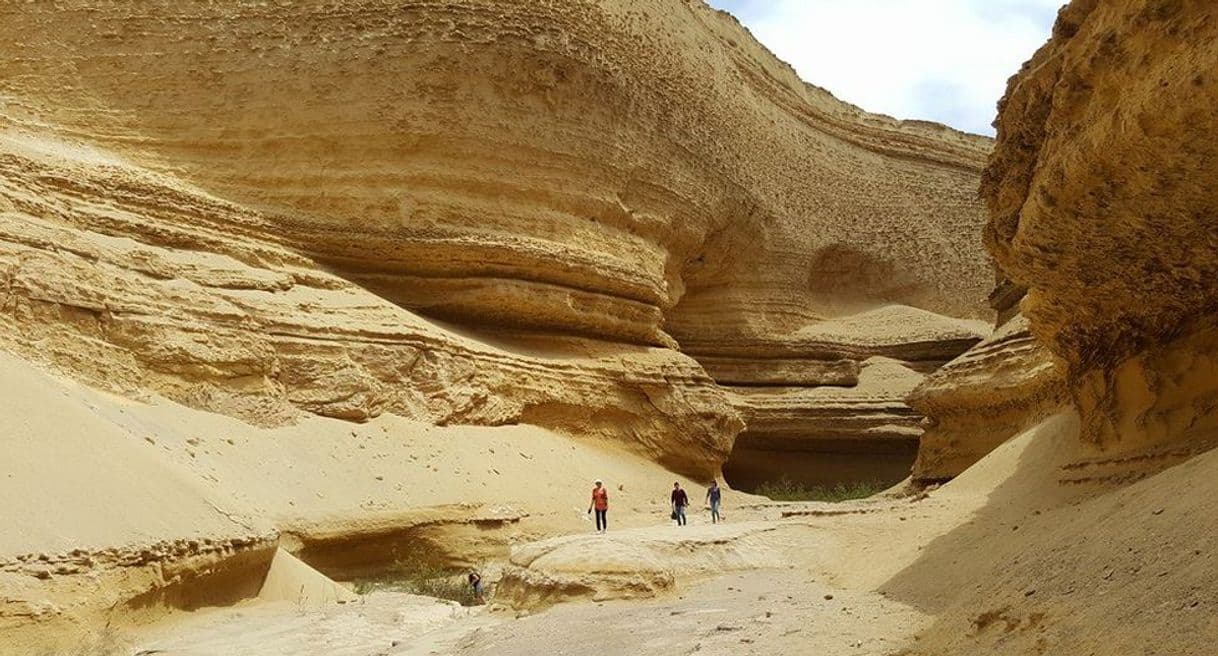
(909, 313), (1066, 482)
(893, 1), (1218, 652)
(0, 131), (737, 478)
(915, 0), (1218, 485)
(0, 2), (997, 647)
(0, 0), (992, 487)
(17, 1), (1218, 654)
(981, 0), (1218, 481)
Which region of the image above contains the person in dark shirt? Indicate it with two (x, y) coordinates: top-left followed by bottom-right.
(671, 482), (689, 526)
(706, 480), (723, 524)
(468, 571), (485, 604)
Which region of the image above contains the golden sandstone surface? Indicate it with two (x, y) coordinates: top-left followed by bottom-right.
(0, 0), (992, 481)
(983, 0), (1218, 481)
(8, 0), (1218, 653)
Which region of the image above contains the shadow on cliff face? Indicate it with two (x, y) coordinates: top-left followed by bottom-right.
(880, 411), (1218, 654)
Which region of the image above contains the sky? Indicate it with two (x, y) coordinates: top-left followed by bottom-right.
(706, 0), (1062, 135)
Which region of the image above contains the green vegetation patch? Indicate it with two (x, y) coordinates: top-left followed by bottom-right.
(351, 559), (481, 606)
(755, 476), (885, 502)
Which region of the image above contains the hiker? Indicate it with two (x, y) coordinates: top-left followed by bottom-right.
(706, 480), (723, 524)
(588, 479), (609, 533)
(671, 481), (689, 526)
(468, 571), (485, 604)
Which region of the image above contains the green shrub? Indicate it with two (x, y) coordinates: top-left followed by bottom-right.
(754, 476), (884, 502)
(351, 560), (481, 606)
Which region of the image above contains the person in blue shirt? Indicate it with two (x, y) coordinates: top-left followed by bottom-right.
(706, 480), (723, 524)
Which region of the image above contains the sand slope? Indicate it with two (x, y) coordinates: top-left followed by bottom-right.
(888, 413), (1218, 655)
(0, 348), (744, 653)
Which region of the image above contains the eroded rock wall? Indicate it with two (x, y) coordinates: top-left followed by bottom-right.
(0, 1), (992, 344)
(0, 0), (994, 487)
(981, 0), (1218, 481)
(909, 313), (1066, 482)
(725, 356), (931, 490)
(0, 132), (738, 477)
(718, 306), (987, 489)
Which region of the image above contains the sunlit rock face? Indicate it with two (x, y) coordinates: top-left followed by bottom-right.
(909, 313), (1067, 483)
(0, 0), (993, 480)
(0, 133), (742, 477)
(982, 0), (1218, 480)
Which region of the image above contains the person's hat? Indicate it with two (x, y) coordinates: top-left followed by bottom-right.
(594, 479), (602, 484)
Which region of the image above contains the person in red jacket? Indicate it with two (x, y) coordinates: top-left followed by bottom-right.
(671, 482), (689, 526)
(588, 479), (609, 533)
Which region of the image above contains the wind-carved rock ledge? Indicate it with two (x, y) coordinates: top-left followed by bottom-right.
(714, 306), (987, 489)
(910, 313), (1066, 483)
(0, 0), (993, 485)
(0, 139), (738, 478)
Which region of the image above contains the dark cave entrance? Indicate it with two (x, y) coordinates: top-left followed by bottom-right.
(722, 430), (918, 494)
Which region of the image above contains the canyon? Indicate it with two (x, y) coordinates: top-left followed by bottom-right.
(0, 0), (993, 490)
(1, 0), (1216, 655)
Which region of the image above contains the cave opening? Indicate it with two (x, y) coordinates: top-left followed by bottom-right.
(722, 431), (918, 495)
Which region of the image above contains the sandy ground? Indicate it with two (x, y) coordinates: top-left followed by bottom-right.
(120, 487), (983, 656)
(0, 344), (730, 560)
(435, 570), (926, 656)
(134, 593), (474, 656)
(129, 569), (926, 656)
(111, 411), (1105, 656)
(7, 343), (1215, 656)
(0, 346), (742, 561)
(0, 349), (755, 654)
(31, 400), (1027, 656)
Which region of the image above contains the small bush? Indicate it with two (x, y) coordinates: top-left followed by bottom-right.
(352, 561), (481, 606)
(755, 476), (884, 502)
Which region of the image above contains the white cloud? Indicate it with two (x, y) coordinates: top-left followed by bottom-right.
(708, 0), (1062, 135)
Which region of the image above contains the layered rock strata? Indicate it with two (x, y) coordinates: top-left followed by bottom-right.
(724, 357), (933, 489)
(981, 0), (1218, 482)
(0, 1), (992, 345)
(0, 1), (1019, 651)
(909, 314), (1066, 482)
(0, 132), (737, 476)
(716, 306), (987, 489)
(0, 0), (993, 487)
